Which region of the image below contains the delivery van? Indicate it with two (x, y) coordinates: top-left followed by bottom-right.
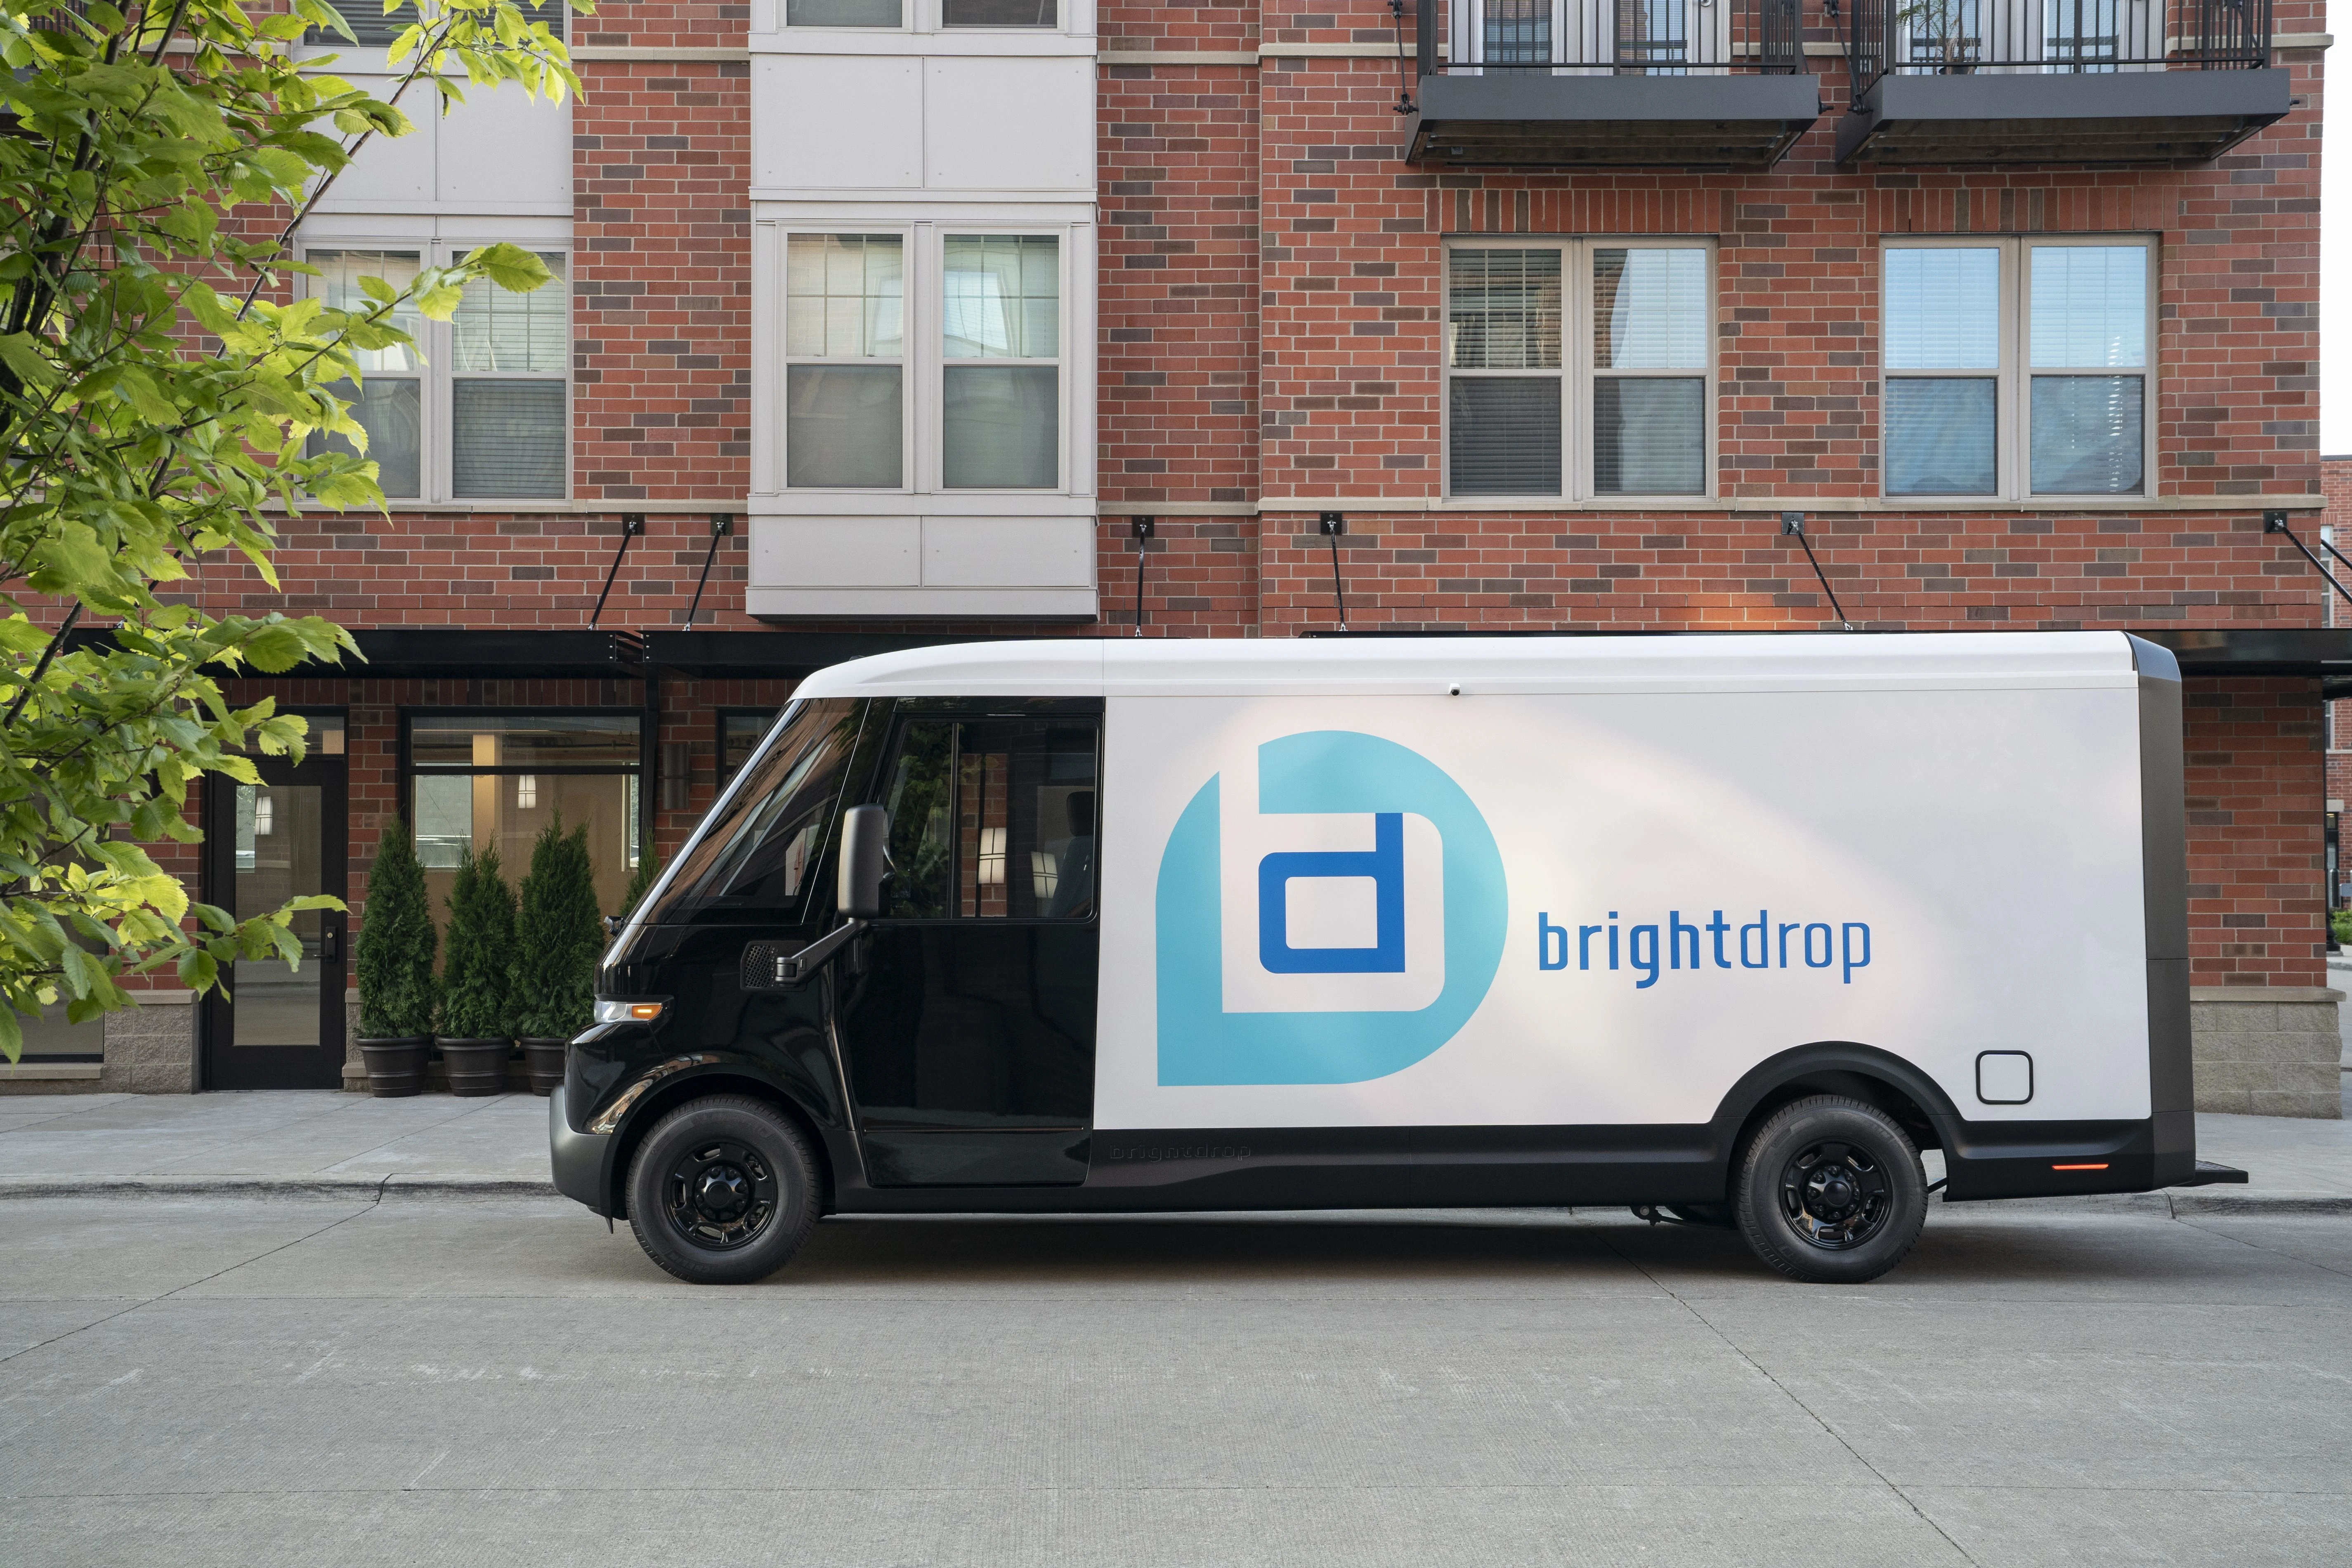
(551, 631), (2245, 1286)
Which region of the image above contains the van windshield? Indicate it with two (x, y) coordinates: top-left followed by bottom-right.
(642, 698), (864, 924)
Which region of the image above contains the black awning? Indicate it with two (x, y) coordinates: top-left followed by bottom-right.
(65, 625), (646, 681)
(641, 630), (994, 678)
(2137, 628), (2352, 696)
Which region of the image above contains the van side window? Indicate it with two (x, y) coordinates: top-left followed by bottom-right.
(876, 716), (1098, 921)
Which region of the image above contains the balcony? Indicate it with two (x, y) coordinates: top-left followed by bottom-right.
(1835, 0), (2290, 164)
(1406, 0), (1823, 168)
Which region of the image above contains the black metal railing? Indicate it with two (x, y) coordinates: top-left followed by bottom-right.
(1415, 0), (1804, 77)
(1846, 0), (2271, 99)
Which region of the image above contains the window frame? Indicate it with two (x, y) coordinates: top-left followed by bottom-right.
(773, 222), (1076, 497)
(1441, 235), (1718, 503)
(297, 236), (573, 505)
(1879, 234), (2158, 503)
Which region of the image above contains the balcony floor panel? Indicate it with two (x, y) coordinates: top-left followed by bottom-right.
(1407, 73), (1821, 170)
(1836, 68), (2291, 166)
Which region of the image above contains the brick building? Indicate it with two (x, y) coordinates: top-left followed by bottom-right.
(3, 1), (2342, 1114)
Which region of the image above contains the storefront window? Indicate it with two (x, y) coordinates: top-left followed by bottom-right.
(406, 712), (642, 925)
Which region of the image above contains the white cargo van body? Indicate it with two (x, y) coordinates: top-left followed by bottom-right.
(1089, 635), (2153, 1134)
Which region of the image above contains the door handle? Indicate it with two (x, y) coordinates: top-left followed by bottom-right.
(321, 924), (340, 961)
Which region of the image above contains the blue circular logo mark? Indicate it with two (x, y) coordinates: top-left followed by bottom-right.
(1154, 730), (1508, 1085)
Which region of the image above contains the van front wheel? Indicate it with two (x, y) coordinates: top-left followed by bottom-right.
(1734, 1096), (1926, 1284)
(626, 1096), (819, 1285)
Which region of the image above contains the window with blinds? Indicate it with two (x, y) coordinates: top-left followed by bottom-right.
(1444, 239), (1713, 499)
(451, 251), (567, 498)
(1882, 237), (2152, 499)
(785, 234), (906, 488)
(298, 239), (570, 503)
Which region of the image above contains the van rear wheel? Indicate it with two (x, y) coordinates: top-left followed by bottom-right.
(626, 1096), (819, 1285)
(1734, 1095), (1926, 1284)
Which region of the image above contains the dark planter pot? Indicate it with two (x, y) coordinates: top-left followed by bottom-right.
(437, 1038), (513, 1097)
(520, 1037), (569, 1097)
(357, 1036), (432, 1098)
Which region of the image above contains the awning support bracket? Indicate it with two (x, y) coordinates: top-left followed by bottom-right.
(2266, 510), (2352, 610)
(590, 513), (647, 628)
(1782, 512), (1858, 631)
(682, 514), (734, 630)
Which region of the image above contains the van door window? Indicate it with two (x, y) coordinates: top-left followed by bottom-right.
(876, 716), (1098, 922)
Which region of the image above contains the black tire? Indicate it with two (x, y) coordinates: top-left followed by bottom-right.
(1733, 1095), (1926, 1284)
(626, 1095), (820, 1285)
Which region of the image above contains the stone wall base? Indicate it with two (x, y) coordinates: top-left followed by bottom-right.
(0, 992), (195, 1095)
(2190, 986), (2345, 1119)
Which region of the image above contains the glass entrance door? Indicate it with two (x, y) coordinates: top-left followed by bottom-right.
(202, 747), (349, 1090)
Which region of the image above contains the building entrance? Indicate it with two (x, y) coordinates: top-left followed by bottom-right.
(201, 742), (349, 1090)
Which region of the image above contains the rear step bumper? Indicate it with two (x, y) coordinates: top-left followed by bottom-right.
(2171, 1160), (2250, 1188)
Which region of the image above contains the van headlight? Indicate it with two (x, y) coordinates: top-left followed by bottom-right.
(593, 999), (666, 1024)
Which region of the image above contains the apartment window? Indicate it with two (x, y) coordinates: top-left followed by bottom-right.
(943, 234), (1059, 488)
(1883, 237), (2153, 499)
(305, 244), (569, 502)
(786, 234), (904, 487)
(451, 261), (568, 498)
(777, 228), (1070, 494)
(309, 250), (423, 498)
(1446, 240), (1710, 499)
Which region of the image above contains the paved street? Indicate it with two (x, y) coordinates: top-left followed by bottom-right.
(2, 1193), (2347, 1567)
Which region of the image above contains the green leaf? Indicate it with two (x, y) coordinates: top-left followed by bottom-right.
(0, 332), (61, 390)
(463, 243), (554, 294)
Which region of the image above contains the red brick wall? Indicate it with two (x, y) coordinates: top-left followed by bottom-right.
(2186, 676), (2328, 987)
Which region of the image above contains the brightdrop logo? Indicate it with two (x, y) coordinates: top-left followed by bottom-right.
(1154, 731), (1507, 1085)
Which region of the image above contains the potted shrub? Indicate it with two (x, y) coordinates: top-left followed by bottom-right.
(354, 819), (437, 1097)
(437, 844), (517, 1096)
(514, 815), (602, 1095)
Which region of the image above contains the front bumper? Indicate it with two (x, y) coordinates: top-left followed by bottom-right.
(548, 1084), (613, 1214)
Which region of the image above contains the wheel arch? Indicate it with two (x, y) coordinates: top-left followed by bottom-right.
(1710, 1041), (1964, 1176)
(605, 1065), (839, 1221)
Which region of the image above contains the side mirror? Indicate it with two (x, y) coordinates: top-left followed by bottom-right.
(838, 804), (888, 920)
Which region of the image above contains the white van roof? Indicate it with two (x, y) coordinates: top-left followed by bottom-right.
(792, 631), (2163, 700)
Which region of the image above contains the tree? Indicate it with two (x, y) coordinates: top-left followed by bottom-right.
(0, 1), (584, 1060)
(513, 814), (599, 1039)
(437, 843), (513, 1039)
(353, 816), (435, 1037)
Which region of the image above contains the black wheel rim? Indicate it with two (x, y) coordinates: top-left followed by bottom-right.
(662, 1138), (779, 1252)
(1778, 1140), (1893, 1251)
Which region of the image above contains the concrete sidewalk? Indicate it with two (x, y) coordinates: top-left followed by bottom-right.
(2, 1083), (2348, 1211)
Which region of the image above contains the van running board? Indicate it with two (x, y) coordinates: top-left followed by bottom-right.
(2173, 1161), (2251, 1188)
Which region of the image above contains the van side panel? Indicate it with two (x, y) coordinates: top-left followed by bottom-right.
(1095, 681), (2154, 1141)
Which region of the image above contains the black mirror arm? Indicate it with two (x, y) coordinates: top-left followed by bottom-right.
(770, 918), (868, 986)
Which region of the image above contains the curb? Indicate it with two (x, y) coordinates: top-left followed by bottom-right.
(0, 1176), (560, 1201)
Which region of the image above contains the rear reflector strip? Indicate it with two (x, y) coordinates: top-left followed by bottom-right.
(2051, 1163), (2110, 1171)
